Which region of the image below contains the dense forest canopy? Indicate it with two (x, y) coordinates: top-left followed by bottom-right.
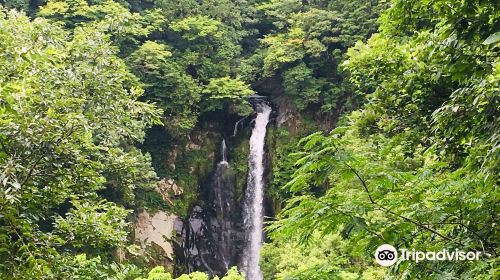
(0, 0), (498, 279)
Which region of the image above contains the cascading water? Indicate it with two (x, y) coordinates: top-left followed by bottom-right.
(213, 139), (230, 269)
(175, 101), (272, 278)
(232, 115), (250, 137)
(220, 139), (228, 165)
(241, 101), (272, 280)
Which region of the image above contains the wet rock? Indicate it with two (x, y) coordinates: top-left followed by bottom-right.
(174, 154), (246, 277)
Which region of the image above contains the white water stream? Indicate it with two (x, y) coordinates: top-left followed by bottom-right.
(220, 139), (228, 166)
(241, 102), (271, 280)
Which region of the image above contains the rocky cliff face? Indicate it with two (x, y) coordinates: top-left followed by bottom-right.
(134, 210), (181, 267)
(272, 94), (304, 136)
(136, 93), (310, 277)
(173, 140), (246, 277)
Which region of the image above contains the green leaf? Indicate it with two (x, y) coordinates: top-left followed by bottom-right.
(482, 31), (500, 44)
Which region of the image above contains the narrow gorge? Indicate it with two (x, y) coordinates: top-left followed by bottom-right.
(171, 99), (273, 279)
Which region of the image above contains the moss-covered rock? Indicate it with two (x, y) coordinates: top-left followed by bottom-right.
(139, 125), (221, 217)
(227, 134), (250, 202)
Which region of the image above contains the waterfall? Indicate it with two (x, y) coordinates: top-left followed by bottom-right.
(220, 139), (228, 165)
(176, 103), (272, 278)
(241, 101), (272, 280)
(232, 115), (250, 137)
(213, 139), (232, 269)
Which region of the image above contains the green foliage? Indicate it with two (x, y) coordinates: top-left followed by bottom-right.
(154, 0), (258, 39)
(226, 135), (250, 202)
(1, 0), (30, 12)
(170, 16), (223, 41)
(268, 1), (499, 279)
(3, 1), (498, 279)
(138, 128), (221, 217)
(167, 145), (217, 217)
(267, 123), (319, 205)
(0, 8), (160, 278)
(128, 41), (201, 135)
(135, 266), (244, 280)
(38, 0), (163, 38)
(269, 123), (499, 278)
(261, 233), (384, 280)
(52, 254), (143, 280)
(344, 0), (499, 178)
(217, 267), (245, 280)
(127, 3), (256, 135)
(281, 63), (323, 111)
(54, 200), (130, 251)
(243, 0), (386, 118)
(168, 19), (241, 83)
(135, 266), (173, 280)
(202, 77), (254, 116)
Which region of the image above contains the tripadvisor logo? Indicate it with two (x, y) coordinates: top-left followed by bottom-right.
(374, 244), (481, 266)
(375, 244), (398, 266)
